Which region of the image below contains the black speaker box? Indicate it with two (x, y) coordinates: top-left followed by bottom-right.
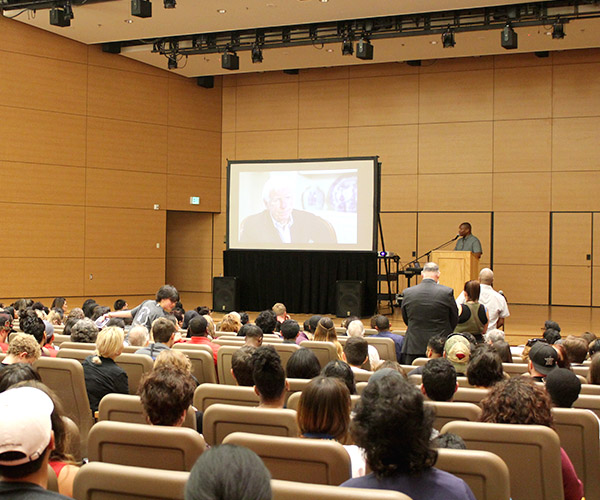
(501, 26), (518, 49)
(221, 52), (239, 71)
(213, 277), (239, 312)
(356, 40), (373, 60)
(197, 76), (215, 88)
(335, 280), (364, 318)
(131, 0), (152, 18)
(102, 42), (121, 54)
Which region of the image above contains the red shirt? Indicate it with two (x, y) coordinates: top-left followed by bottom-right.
(187, 336), (220, 365)
(0, 342), (8, 353)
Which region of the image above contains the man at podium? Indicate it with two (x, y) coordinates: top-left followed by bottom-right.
(454, 222), (482, 258)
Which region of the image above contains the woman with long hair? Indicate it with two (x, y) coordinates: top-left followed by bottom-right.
(313, 317), (344, 360)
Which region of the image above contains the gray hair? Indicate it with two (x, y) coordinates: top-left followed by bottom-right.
(261, 175), (295, 204)
(484, 328), (505, 343)
(423, 262), (439, 274)
(70, 318), (99, 343)
(347, 320), (365, 338)
(127, 325), (149, 347)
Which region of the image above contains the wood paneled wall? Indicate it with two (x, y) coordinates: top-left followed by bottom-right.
(220, 49), (600, 305)
(0, 16), (222, 307)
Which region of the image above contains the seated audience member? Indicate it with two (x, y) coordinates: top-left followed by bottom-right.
(251, 346), (288, 408)
(454, 280), (489, 343)
(82, 327), (129, 412)
(272, 302), (291, 326)
(408, 334), (445, 376)
(554, 343), (571, 370)
(372, 315), (404, 363)
(480, 377), (583, 500)
(492, 340), (513, 363)
(306, 315), (322, 336)
(185, 445), (271, 500)
(581, 331), (597, 347)
(589, 339), (600, 358)
(343, 337), (371, 374)
(347, 319), (380, 370)
(203, 315), (216, 338)
(0, 364), (41, 393)
(0, 314), (11, 354)
(444, 334), (471, 375)
(588, 353), (600, 385)
(182, 310), (199, 331)
(545, 368), (581, 408)
(154, 350), (198, 386)
(421, 358), (458, 402)
(126, 325), (150, 347)
(104, 317), (126, 330)
(280, 319), (300, 344)
(376, 361), (407, 378)
(0, 333), (41, 370)
(543, 328), (562, 345)
(239, 323), (263, 348)
(113, 299), (128, 312)
(51, 297), (67, 312)
(433, 433), (467, 450)
(230, 345), (256, 386)
(42, 322), (57, 357)
(297, 376), (365, 477)
(219, 313), (241, 333)
(91, 306), (110, 323)
(255, 310), (277, 335)
(20, 312), (48, 349)
(341, 370), (476, 499)
(285, 348), (321, 379)
(238, 312), (249, 326)
(69, 318), (99, 344)
(313, 317), (344, 360)
(65, 308), (84, 323)
(321, 360), (356, 395)
(543, 320), (561, 334)
(466, 346), (504, 388)
(563, 335), (589, 365)
(138, 368), (196, 426)
(484, 328), (505, 344)
(82, 299), (99, 319)
(183, 316), (219, 365)
(527, 341), (558, 382)
(135, 317), (178, 361)
(46, 310), (63, 327)
(0, 386), (72, 499)
(171, 309), (184, 329)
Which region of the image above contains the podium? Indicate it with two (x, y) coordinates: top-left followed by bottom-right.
(430, 251), (479, 299)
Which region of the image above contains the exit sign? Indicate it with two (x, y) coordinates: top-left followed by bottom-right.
(190, 196), (200, 205)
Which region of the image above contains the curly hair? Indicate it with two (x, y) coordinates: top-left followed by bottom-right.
(70, 318), (99, 344)
(251, 346), (285, 403)
(351, 372), (437, 477)
(466, 347), (504, 388)
(255, 310), (277, 334)
(138, 368), (195, 426)
(7, 333), (41, 361)
(479, 377), (554, 428)
(220, 313), (242, 333)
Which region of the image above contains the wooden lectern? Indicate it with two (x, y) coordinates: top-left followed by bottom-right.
(430, 251), (479, 299)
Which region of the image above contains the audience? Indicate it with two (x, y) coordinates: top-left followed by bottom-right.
(444, 334), (471, 375)
(371, 315), (403, 363)
(280, 319), (300, 344)
(285, 348), (321, 379)
(545, 368), (581, 408)
(219, 313), (242, 333)
(343, 337), (371, 374)
(321, 360), (356, 395)
(346, 319), (380, 370)
(135, 317), (178, 360)
(589, 339), (600, 359)
(154, 350), (198, 386)
(126, 325), (150, 347)
(0, 333), (41, 370)
(0, 364), (41, 393)
(491, 340), (513, 363)
(230, 345), (256, 386)
(239, 323), (263, 348)
(255, 310), (277, 335)
(454, 280), (489, 343)
(421, 358), (457, 402)
(407, 334), (445, 376)
(70, 318), (99, 344)
(543, 328), (562, 345)
(527, 341), (558, 382)
(588, 353), (600, 385)
(313, 317), (344, 360)
(466, 346), (504, 388)
(251, 346), (288, 408)
(184, 317), (220, 365)
(562, 335), (588, 365)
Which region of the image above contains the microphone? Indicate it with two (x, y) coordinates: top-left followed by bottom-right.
(453, 234), (460, 241)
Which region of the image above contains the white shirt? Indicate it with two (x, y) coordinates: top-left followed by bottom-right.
(456, 284), (509, 330)
(271, 213), (293, 243)
(367, 344), (380, 370)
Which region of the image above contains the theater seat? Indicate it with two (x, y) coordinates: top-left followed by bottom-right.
(299, 341), (338, 367)
(286, 391), (360, 411)
(193, 383), (259, 411)
(170, 348), (217, 384)
(271, 479), (413, 500)
(424, 401), (482, 430)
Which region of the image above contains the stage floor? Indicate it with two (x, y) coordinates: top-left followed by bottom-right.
(213, 304), (600, 347)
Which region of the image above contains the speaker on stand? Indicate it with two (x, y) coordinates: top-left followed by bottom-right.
(335, 280), (364, 318)
(213, 277), (239, 312)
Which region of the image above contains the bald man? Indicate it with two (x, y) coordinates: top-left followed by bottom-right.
(457, 268), (509, 330)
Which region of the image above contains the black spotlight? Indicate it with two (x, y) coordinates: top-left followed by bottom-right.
(552, 19), (565, 39)
(221, 50), (239, 71)
(167, 55), (177, 70)
(251, 44), (263, 64)
(356, 38), (373, 60)
(342, 39), (353, 56)
(501, 23), (518, 49)
(132, 0), (151, 18)
(49, 5), (71, 27)
(441, 27), (455, 48)
(163, 0), (175, 7)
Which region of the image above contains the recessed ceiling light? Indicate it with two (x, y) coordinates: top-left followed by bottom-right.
(430, 40), (438, 45)
(320, 0), (329, 3)
(326, 48), (334, 52)
(124, 19), (133, 23)
(217, 9), (226, 13)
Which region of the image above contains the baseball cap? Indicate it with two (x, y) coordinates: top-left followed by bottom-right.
(0, 386), (54, 466)
(529, 341), (558, 375)
(543, 320), (561, 332)
(444, 334), (471, 374)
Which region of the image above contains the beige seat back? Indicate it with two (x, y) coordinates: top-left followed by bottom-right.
(453, 387), (490, 405)
(216, 345), (239, 385)
(552, 407), (600, 500)
(271, 479), (413, 500)
(53, 334), (70, 346)
(172, 342), (214, 355)
(287, 391), (360, 411)
(271, 343), (300, 369)
(356, 381), (368, 394)
(502, 363), (528, 377)
(59, 341), (95, 350)
(193, 383), (259, 411)
(573, 394), (600, 418)
(203, 404), (298, 445)
(441, 421), (564, 500)
(56, 348), (93, 362)
(34, 357), (94, 457)
(411, 357), (429, 366)
(285, 378), (311, 405)
(47, 464), (58, 492)
(173, 348), (217, 384)
(580, 383), (600, 395)
(114, 353), (154, 394)
(121, 345), (141, 353)
(365, 336), (397, 361)
(213, 337), (246, 347)
(223, 432), (351, 485)
(425, 401), (482, 430)
(87, 421), (205, 471)
(571, 365), (589, 378)
(73, 462), (189, 500)
(435, 448), (511, 500)
(299, 341), (338, 367)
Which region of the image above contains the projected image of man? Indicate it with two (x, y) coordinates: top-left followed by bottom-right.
(239, 178), (337, 244)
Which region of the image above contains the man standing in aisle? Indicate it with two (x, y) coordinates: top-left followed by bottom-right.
(454, 222), (482, 259)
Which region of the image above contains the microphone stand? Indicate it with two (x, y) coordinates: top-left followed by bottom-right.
(404, 235), (459, 269)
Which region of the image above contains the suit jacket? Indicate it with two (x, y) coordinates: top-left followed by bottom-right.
(239, 209), (336, 244)
(400, 278), (458, 357)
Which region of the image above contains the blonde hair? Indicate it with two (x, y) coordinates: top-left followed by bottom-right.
(93, 326), (124, 364)
(46, 310), (63, 326)
(204, 315), (215, 337)
(8, 333), (42, 361)
(154, 349), (192, 374)
(314, 318), (343, 360)
(220, 313), (241, 333)
(272, 303), (286, 316)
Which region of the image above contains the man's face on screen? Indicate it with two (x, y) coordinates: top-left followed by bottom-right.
(266, 186), (294, 224)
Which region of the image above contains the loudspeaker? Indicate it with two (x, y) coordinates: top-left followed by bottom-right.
(131, 0), (152, 18)
(102, 42), (121, 54)
(213, 277), (239, 312)
(356, 40), (373, 60)
(197, 76), (214, 89)
(221, 52), (239, 71)
(501, 25), (518, 49)
(335, 280), (364, 318)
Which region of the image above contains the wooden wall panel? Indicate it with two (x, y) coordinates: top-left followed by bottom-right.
(494, 66), (552, 120)
(235, 83), (299, 131)
(419, 57), (494, 73)
(0, 258), (84, 298)
(222, 87), (237, 133)
(166, 212), (214, 259)
(380, 175), (418, 212)
(494, 212), (549, 265)
(85, 207), (166, 259)
(551, 266), (591, 306)
(418, 122), (493, 174)
(0, 106), (86, 166)
(86, 169), (166, 210)
(298, 79), (349, 129)
(87, 117), (168, 173)
(298, 128), (348, 159)
(87, 46), (167, 77)
(593, 271), (600, 308)
(552, 172), (600, 212)
(419, 70), (493, 123)
(87, 65), (169, 125)
(166, 257), (212, 292)
(594, 214), (600, 269)
(418, 174), (492, 212)
(493, 119), (552, 172)
(493, 264), (548, 305)
(348, 62), (418, 79)
(494, 52), (554, 69)
(212, 214), (227, 255)
(348, 75), (418, 126)
(235, 130), (298, 160)
(167, 127), (221, 177)
(552, 212), (592, 266)
(378, 212), (417, 262)
(553, 63), (600, 118)
(299, 66), (350, 82)
(1, 204), (84, 258)
(212, 258), (224, 278)
(348, 125), (418, 175)
(168, 76), (222, 131)
(178, 292), (213, 310)
(552, 117), (600, 171)
(0, 51), (87, 115)
(84, 258), (164, 296)
(235, 72), (297, 86)
(0, 163), (85, 206)
(166, 175), (220, 212)
(492, 172), (551, 212)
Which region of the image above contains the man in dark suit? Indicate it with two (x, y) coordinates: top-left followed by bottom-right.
(400, 262), (458, 364)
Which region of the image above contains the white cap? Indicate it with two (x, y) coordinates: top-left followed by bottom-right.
(0, 386), (54, 465)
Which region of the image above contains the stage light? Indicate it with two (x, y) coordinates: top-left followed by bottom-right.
(167, 55), (177, 70)
(356, 38), (373, 60)
(251, 44), (263, 63)
(221, 49), (239, 70)
(552, 19), (565, 39)
(341, 39), (353, 56)
(49, 4), (72, 27)
(441, 27), (455, 48)
(501, 23), (518, 49)
(163, 0), (175, 8)
(131, 0), (151, 18)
